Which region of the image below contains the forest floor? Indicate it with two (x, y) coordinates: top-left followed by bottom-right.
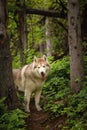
(26, 99), (66, 130)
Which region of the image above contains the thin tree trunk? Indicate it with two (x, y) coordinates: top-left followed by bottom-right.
(45, 17), (52, 57)
(39, 41), (45, 54)
(68, 0), (84, 93)
(17, 0), (28, 66)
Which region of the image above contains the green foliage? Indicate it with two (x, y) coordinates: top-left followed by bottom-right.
(0, 98), (7, 115)
(25, 48), (36, 64)
(43, 56), (87, 129)
(43, 56), (70, 117)
(0, 98), (28, 130)
(63, 86), (87, 130)
(12, 54), (21, 68)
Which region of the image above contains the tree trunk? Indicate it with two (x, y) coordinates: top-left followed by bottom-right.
(68, 0), (84, 93)
(0, 0), (18, 109)
(45, 17), (52, 57)
(17, 0), (28, 66)
(39, 41), (45, 55)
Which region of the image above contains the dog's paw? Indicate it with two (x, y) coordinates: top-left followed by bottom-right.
(37, 106), (42, 111)
(25, 107), (30, 113)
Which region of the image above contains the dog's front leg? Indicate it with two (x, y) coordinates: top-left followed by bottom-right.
(24, 90), (31, 112)
(35, 89), (42, 111)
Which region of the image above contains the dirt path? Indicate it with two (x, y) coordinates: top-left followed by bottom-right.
(26, 100), (65, 130)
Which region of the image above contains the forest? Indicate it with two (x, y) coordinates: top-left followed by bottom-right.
(0, 0), (87, 130)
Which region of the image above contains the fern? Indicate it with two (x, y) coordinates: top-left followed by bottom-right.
(0, 98), (28, 130)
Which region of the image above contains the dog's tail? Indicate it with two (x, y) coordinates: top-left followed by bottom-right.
(21, 65), (28, 88)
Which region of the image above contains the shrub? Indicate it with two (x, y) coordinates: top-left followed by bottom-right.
(43, 57), (70, 117)
(63, 86), (87, 130)
(0, 98), (28, 130)
(43, 56), (87, 129)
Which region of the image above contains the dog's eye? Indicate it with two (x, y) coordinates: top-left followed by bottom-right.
(34, 66), (37, 69)
(43, 66), (45, 68)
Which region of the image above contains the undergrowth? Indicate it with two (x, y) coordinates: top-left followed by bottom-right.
(0, 98), (28, 130)
(43, 56), (70, 117)
(43, 56), (87, 130)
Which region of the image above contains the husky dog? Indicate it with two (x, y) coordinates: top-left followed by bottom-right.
(13, 55), (50, 112)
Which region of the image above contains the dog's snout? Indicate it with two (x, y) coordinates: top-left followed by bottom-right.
(41, 71), (45, 77)
(41, 72), (44, 75)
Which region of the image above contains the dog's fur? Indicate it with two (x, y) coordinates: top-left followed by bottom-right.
(13, 55), (50, 112)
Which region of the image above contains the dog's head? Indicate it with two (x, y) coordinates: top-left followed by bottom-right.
(32, 55), (50, 80)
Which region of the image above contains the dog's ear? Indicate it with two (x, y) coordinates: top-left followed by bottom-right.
(43, 55), (47, 61)
(34, 56), (37, 62)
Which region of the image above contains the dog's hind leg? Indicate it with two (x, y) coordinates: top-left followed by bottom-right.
(35, 89), (42, 111)
(24, 90), (31, 112)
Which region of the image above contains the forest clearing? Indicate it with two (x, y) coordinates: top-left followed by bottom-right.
(0, 0), (87, 130)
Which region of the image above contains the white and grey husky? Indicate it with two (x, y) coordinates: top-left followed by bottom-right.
(13, 55), (50, 112)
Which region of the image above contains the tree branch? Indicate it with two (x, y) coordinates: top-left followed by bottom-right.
(25, 7), (67, 19)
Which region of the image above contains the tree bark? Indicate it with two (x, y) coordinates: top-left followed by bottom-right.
(68, 0), (84, 93)
(45, 17), (52, 57)
(16, 0), (28, 66)
(39, 41), (45, 55)
(0, 0), (18, 109)
(25, 7), (67, 19)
